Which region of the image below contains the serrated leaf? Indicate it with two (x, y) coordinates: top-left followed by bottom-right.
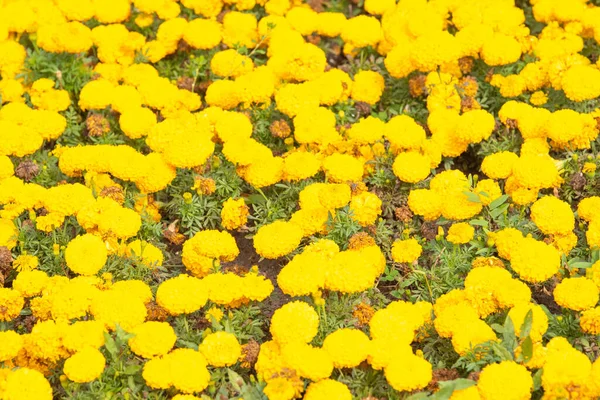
(520, 309), (534, 339)
(489, 194), (509, 210)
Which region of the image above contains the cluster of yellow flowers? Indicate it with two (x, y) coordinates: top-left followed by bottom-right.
(4, 0), (600, 398)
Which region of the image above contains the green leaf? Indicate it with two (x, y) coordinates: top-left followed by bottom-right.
(491, 323), (505, 333)
(493, 343), (514, 361)
(104, 332), (118, 359)
(469, 219), (489, 227)
(123, 364), (142, 375)
(533, 369), (543, 391)
(247, 194), (266, 205)
(520, 309), (534, 339)
(227, 369), (244, 392)
(568, 261), (593, 269)
(490, 203), (509, 219)
(463, 191), (481, 203)
(405, 393), (431, 400)
(434, 379), (477, 400)
(489, 194), (509, 210)
(521, 336), (533, 363)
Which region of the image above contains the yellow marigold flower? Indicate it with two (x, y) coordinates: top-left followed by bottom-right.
(0, 218), (18, 249)
(129, 321), (177, 359)
(583, 162), (597, 174)
(341, 15), (383, 49)
(277, 250), (327, 297)
(350, 70), (385, 105)
(477, 361), (533, 400)
(119, 107), (157, 139)
(316, 12), (347, 37)
(349, 191), (382, 226)
(0, 331), (23, 362)
(65, 234), (107, 276)
(63, 347), (105, 383)
(282, 151), (321, 182)
(530, 196), (574, 236)
(510, 237), (560, 283)
(384, 353), (432, 392)
(580, 306), (600, 335)
(156, 275), (208, 316)
(508, 303), (548, 342)
(242, 156), (285, 188)
(554, 277), (599, 311)
(322, 154), (364, 183)
(324, 246), (384, 293)
(269, 42), (326, 82)
(530, 91), (548, 106)
(561, 64), (600, 102)
(90, 289), (147, 332)
(0, 288), (24, 321)
(391, 238), (422, 264)
(270, 301), (319, 345)
(3, 368), (52, 400)
(385, 115), (426, 153)
(322, 328), (371, 368)
(222, 11), (258, 48)
(205, 307), (224, 323)
(183, 18), (222, 50)
(474, 179), (502, 206)
(393, 151), (431, 183)
(253, 221), (303, 259)
(304, 379), (352, 400)
(199, 331), (241, 367)
(126, 240), (163, 268)
(142, 356), (172, 389)
(449, 386), (480, 400)
(281, 341), (333, 381)
(447, 223), (475, 245)
(451, 319), (497, 355)
(182, 230), (239, 276)
(63, 321), (105, 353)
(12, 270), (48, 298)
(12, 254), (38, 272)
(408, 189), (442, 221)
(221, 198), (249, 230)
(211, 49), (254, 79)
(481, 33), (522, 66)
(168, 348), (211, 394)
(481, 151), (519, 180)
(263, 376), (300, 400)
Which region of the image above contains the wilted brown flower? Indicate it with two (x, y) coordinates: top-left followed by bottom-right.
(86, 113), (110, 137)
(269, 120), (291, 139)
(353, 302), (375, 327)
(240, 339), (260, 368)
(348, 232), (376, 250)
(99, 186), (125, 204)
(15, 160), (40, 182)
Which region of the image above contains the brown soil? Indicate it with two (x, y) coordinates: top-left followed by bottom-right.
(531, 279), (561, 314)
(225, 232), (291, 321)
